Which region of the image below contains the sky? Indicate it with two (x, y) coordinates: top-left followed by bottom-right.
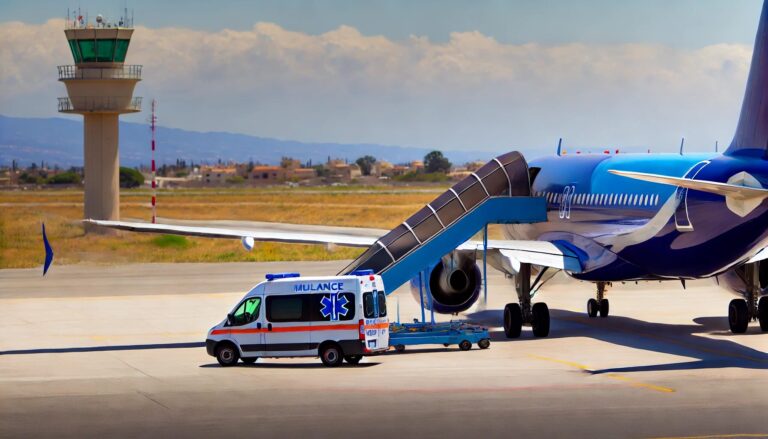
(0, 0), (765, 156)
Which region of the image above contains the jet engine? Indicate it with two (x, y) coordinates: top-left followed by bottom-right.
(409, 252), (482, 314)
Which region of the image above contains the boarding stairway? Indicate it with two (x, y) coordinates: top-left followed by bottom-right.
(340, 151), (548, 291)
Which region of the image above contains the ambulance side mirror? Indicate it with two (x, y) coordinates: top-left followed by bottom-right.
(226, 313), (234, 326)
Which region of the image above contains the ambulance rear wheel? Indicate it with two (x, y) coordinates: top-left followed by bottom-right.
(320, 343), (343, 367)
(459, 340), (472, 351)
(504, 303), (523, 338)
(215, 343), (239, 367)
(344, 355), (362, 365)
(478, 339), (490, 349)
(241, 357), (257, 364)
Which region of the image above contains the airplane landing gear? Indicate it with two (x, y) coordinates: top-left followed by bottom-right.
(587, 282), (610, 318)
(728, 262), (768, 334)
(503, 263), (550, 338)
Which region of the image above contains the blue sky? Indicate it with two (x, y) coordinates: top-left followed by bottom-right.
(1, 1), (762, 47)
(0, 1), (765, 156)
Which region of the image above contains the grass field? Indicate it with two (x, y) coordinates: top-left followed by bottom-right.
(0, 186), (516, 269)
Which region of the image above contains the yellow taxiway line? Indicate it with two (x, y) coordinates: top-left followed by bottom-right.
(527, 354), (675, 393)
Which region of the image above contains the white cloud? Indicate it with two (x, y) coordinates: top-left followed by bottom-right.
(0, 18), (752, 154)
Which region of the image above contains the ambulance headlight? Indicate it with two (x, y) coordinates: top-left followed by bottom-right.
(241, 236), (255, 251)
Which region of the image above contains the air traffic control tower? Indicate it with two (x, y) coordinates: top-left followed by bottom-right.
(58, 14), (142, 233)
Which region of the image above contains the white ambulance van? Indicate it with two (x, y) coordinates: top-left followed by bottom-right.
(206, 270), (390, 367)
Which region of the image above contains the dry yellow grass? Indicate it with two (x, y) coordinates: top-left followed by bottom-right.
(1, 186), (520, 269)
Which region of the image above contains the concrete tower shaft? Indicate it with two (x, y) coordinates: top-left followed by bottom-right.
(59, 22), (142, 233)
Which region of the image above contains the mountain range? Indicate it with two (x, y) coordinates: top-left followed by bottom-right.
(0, 115), (490, 168)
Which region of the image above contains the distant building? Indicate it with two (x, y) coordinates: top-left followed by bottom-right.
(202, 166), (237, 185)
(326, 161), (361, 182)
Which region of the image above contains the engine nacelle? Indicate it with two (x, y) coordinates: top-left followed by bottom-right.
(409, 253), (482, 314)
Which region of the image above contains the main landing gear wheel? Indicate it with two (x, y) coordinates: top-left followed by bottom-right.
(599, 299), (610, 318)
(587, 298), (599, 318)
(728, 299), (749, 334)
(588, 282), (610, 318)
(504, 303), (523, 338)
(759, 297), (768, 332)
(531, 302), (550, 337)
(215, 343), (239, 367)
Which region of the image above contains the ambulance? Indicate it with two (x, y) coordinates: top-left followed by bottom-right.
(205, 270), (390, 367)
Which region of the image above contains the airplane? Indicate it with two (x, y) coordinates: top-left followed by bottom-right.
(88, 1), (768, 338)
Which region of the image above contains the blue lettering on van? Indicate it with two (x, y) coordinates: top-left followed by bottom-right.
(293, 282), (344, 292)
(320, 293), (349, 321)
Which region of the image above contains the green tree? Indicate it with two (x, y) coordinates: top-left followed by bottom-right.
(47, 171), (81, 185)
(424, 150), (452, 174)
(119, 167), (145, 188)
(355, 155), (377, 176)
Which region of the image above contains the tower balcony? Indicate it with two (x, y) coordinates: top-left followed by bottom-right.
(58, 65), (142, 80)
(58, 96), (142, 114)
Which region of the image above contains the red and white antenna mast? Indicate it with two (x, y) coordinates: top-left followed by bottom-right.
(150, 99), (157, 223)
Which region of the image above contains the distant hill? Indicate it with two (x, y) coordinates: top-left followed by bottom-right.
(0, 115), (487, 167)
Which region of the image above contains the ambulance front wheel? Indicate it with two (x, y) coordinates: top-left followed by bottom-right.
(320, 343), (344, 367)
(344, 355), (362, 365)
(215, 342), (239, 367)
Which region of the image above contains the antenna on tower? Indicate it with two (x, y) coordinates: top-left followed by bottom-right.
(679, 137), (685, 155)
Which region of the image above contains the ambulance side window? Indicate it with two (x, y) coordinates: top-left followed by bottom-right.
(377, 291), (387, 317)
(266, 294), (306, 322)
(230, 297), (261, 326)
(309, 293), (356, 321)
(363, 292), (375, 318)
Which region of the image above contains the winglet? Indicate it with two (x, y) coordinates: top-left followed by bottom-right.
(42, 223), (54, 276)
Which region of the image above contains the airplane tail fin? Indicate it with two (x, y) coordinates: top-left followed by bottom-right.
(726, 0), (768, 157)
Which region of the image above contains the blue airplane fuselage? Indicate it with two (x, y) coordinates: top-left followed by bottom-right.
(506, 151), (768, 281)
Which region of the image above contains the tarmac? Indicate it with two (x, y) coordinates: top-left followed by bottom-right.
(1, 261), (768, 438)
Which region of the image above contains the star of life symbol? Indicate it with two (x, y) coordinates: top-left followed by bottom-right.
(320, 293), (349, 321)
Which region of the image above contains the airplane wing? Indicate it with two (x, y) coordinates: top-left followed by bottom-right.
(458, 240), (584, 274)
(83, 219), (378, 247)
(86, 219), (584, 273)
(608, 170), (768, 200)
